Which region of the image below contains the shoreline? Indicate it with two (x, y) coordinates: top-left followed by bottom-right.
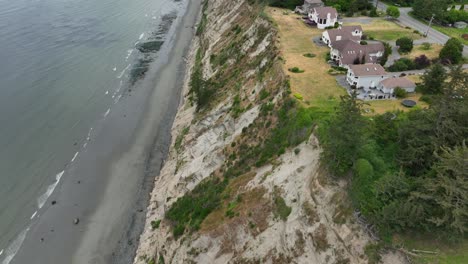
(9, 0), (202, 263)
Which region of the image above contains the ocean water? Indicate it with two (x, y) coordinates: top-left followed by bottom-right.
(0, 0), (184, 262)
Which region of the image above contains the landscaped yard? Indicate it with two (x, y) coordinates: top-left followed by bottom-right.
(366, 93), (427, 115)
(268, 8), (427, 114)
(266, 7), (345, 108)
(403, 43), (443, 60)
(347, 18), (423, 41)
(432, 25), (468, 46)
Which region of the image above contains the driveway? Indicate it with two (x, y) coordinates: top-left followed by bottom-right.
(372, 0), (468, 56)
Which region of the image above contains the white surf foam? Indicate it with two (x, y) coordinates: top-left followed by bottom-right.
(139, 33), (145, 40)
(103, 108), (110, 117)
(0, 249), (3, 256)
(71, 152), (79, 163)
(83, 142), (87, 148)
(37, 171), (64, 209)
(117, 64), (130, 79)
(112, 67), (117, 72)
(1, 227), (30, 264)
(105, 90), (109, 95)
(114, 94), (122, 104)
(125, 49), (133, 61)
(30, 211), (37, 220)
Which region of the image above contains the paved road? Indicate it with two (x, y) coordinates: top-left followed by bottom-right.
(373, 1), (468, 56)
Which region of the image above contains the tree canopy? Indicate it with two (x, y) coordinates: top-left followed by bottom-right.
(439, 38), (464, 65)
(386, 6), (400, 19)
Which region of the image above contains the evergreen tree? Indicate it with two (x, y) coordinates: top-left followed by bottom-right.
(398, 109), (437, 176)
(420, 63), (447, 95)
(414, 142), (468, 237)
(412, 0), (449, 20)
(432, 65), (468, 150)
(322, 92), (367, 175)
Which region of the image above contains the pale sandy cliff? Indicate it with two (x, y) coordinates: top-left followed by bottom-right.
(134, 0), (407, 263)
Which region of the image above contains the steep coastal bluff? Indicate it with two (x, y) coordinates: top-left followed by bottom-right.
(133, 0), (403, 263)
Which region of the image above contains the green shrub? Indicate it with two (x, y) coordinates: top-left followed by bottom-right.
(158, 255), (165, 264)
(303, 53), (316, 58)
(273, 190), (291, 221)
(421, 42), (431, 50)
(360, 40), (368, 45)
(293, 93), (303, 100)
(394, 87), (407, 98)
(259, 89), (270, 100)
(388, 58), (415, 72)
(166, 177), (228, 238)
(351, 159), (378, 215)
(151, 220), (161, 230)
(175, 126), (190, 152)
(396, 37), (413, 53)
(288, 67), (305, 73)
(439, 37), (463, 64)
(364, 243), (383, 264)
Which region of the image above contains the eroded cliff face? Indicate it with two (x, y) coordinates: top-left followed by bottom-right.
(134, 0), (381, 263)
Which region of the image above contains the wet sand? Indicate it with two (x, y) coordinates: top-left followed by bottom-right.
(10, 0), (201, 263)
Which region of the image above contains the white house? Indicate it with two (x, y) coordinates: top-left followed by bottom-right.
(322, 25), (362, 47)
(332, 40), (385, 68)
(378, 77), (416, 94)
(308, 7), (338, 29)
(347, 64), (388, 91)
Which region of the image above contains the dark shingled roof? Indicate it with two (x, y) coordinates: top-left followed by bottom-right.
(334, 40), (384, 65)
(326, 26), (362, 47)
(313, 7), (338, 20)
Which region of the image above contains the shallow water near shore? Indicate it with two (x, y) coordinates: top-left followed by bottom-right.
(0, 0), (194, 262)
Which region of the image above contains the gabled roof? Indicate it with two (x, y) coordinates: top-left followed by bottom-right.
(326, 26), (362, 47)
(334, 41), (385, 65)
(380, 77), (416, 88)
(305, 0), (323, 4)
(349, 64), (387, 76)
(312, 7), (338, 20)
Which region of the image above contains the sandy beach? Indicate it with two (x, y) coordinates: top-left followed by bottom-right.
(10, 0), (201, 263)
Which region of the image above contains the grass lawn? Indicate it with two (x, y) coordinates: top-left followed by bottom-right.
(432, 25), (468, 46)
(394, 234), (468, 264)
(403, 43), (443, 60)
(347, 18), (423, 41)
(268, 8), (426, 114)
(366, 93), (428, 115)
(266, 7), (345, 107)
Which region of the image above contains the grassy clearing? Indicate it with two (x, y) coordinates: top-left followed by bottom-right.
(365, 93), (428, 115)
(267, 7), (345, 106)
(348, 19), (423, 41)
(268, 8), (426, 114)
(394, 235), (468, 264)
(403, 44), (443, 60)
(433, 25), (468, 46)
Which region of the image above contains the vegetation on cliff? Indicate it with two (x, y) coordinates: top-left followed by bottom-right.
(320, 66), (467, 241)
